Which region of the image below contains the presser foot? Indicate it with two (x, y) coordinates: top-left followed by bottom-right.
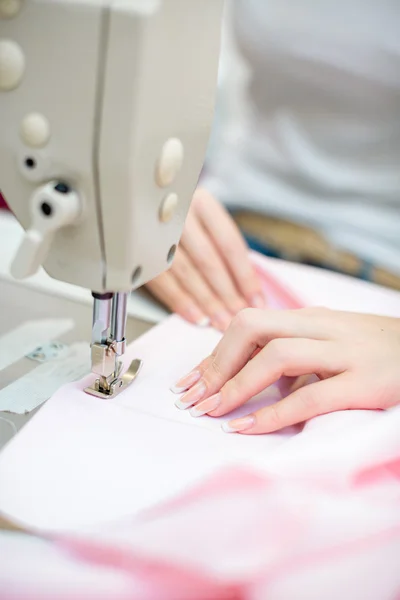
(84, 358), (143, 399)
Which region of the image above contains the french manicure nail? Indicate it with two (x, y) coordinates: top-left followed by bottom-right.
(170, 370), (201, 394)
(186, 307), (211, 327)
(174, 380), (207, 410)
(250, 294), (265, 309)
(221, 415), (255, 433)
(196, 317), (211, 327)
(189, 393), (221, 417)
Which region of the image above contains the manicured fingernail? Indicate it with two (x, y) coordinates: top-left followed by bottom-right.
(196, 317), (210, 327)
(174, 380), (206, 410)
(221, 415), (255, 433)
(189, 393), (221, 417)
(186, 307), (208, 325)
(170, 370), (201, 394)
(250, 294), (265, 309)
(212, 311), (231, 331)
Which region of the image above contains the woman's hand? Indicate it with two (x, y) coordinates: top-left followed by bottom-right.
(145, 188), (264, 331)
(171, 308), (400, 434)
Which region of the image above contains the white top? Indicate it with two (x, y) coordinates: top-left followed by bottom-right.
(205, 0), (400, 274)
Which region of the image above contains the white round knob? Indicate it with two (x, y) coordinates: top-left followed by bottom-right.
(155, 138), (184, 188)
(0, 0), (22, 18)
(159, 193), (179, 223)
(20, 113), (51, 148)
(0, 39), (25, 91)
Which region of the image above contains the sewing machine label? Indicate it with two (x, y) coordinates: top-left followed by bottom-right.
(0, 342), (90, 415)
(0, 318), (74, 372)
(26, 341), (69, 363)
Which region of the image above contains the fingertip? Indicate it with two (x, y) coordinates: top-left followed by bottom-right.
(221, 415), (255, 434)
(174, 397), (190, 410)
(238, 271), (266, 309)
(221, 422), (236, 433)
(183, 306), (209, 326)
(196, 317), (211, 328)
(170, 369), (202, 394)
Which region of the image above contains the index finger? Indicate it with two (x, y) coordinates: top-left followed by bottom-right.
(181, 213), (248, 315)
(173, 308), (333, 409)
(194, 189), (264, 308)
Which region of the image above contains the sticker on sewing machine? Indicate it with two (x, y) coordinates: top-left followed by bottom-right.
(0, 318), (74, 372)
(26, 341), (69, 363)
(0, 342), (90, 415)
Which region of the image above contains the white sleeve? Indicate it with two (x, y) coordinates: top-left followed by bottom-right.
(201, 0), (250, 203)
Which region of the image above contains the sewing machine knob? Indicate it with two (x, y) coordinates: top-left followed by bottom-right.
(11, 181), (82, 279)
(0, 39), (25, 90)
(20, 113), (51, 148)
(155, 138), (184, 188)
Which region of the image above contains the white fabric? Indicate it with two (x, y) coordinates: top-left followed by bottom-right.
(1, 254), (400, 532)
(205, 0), (400, 273)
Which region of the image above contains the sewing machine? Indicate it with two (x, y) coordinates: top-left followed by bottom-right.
(0, 0), (223, 409)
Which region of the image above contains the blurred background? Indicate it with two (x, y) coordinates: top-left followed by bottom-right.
(202, 0), (400, 290)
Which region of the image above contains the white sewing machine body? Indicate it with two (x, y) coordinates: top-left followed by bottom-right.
(0, 0), (223, 400)
(0, 0), (223, 293)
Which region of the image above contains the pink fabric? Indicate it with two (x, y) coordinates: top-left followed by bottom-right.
(256, 263), (303, 309)
(1, 459), (400, 599)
